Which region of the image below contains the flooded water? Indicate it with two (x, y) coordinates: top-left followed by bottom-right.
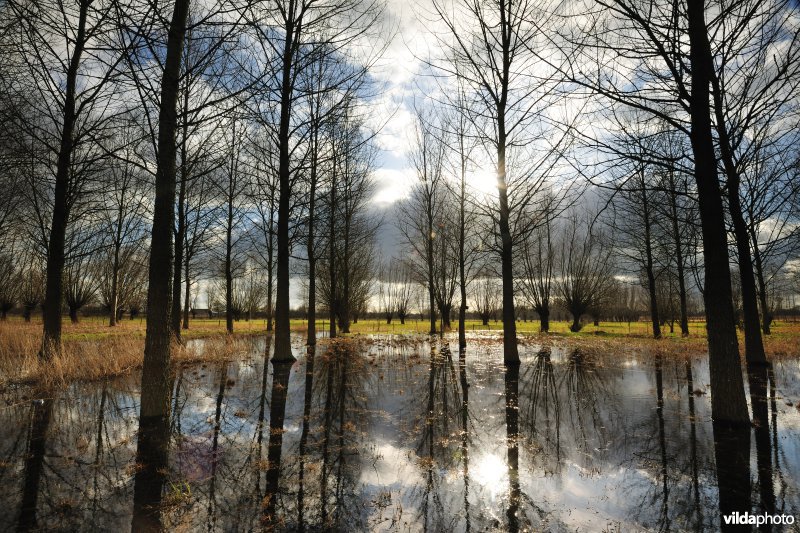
(1, 334), (799, 531)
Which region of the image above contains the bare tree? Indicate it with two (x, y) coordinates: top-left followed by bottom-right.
(318, 109), (379, 333)
(557, 214), (615, 332)
(519, 212), (557, 332)
(100, 121), (150, 325)
(473, 275), (501, 326)
(63, 230), (100, 323)
(137, 0), (191, 441)
(3, 0), (131, 358)
(548, 0), (751, 424)
(399, 109), (447, 335)
(248, 0), (385, 361)
(427, 0), (565, 364)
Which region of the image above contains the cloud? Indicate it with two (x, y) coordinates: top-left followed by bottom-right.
(372, 167), (416, 205)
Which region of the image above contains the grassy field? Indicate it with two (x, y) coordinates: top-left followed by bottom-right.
(1, 314), (798, 385)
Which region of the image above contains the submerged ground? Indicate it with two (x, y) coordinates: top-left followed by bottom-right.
(1, 332), (798, 531)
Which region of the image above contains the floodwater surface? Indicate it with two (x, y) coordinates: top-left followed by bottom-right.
(1, 334), (799, 531)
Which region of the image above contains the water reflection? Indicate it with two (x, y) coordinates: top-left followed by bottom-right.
(132, 384), (171, 531)
(263, 358), (292, 527)
(18, 391), (53, 531)
(3, 336), (799, 531)
(504, 363), (521, 532)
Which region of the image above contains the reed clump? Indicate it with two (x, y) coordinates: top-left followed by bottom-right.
(0, 321), (255, 386)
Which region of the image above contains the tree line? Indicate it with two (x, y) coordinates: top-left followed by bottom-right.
(0, 0), (799, 437)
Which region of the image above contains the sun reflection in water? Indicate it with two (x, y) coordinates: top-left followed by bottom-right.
(473, 453), (508, 499)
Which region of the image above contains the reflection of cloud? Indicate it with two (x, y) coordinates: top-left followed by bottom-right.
(361, 441), (418, 487)
(372, 167), (416, 205)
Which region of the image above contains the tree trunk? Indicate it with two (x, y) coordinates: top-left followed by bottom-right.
(427, 214), (436, 336)
(570, 314), (581, 333)
(69, 306), (78, 324)
(140, 0), (190, 429)
(328, 165), (337, 340)
(750, 231), (771, 335)
(183, 259), (190, 330)
(40, 0), (89, 361)
(497, 120), (519, 365)
(340, 214), (351, 334)
(273, 7), (298, 363)
(109, 248), (119, 327)
(171, 139), (188, 340)
(686, 0), (749, 425)
(710, 74), (767, 367)
(539, 307), (549, 333)
(641, 181), (662, 339)
(225, 196), (234, 336)
(667, 175), (690, 336)
(306, 102), (319, 347)
(458, 140), (467, 353)
(266, 254), (274, 333)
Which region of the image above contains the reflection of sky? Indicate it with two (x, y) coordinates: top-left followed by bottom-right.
(1, 336), (799, 531)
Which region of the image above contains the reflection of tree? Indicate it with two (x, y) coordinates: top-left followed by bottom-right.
(207, 361), (229, 529)
(750, 362), (775, 524)
(713, 420), (751, 531)
(252, 336), (271, 502)
(768, 365), (789, 511)
(685, 360), (703, 530)
(459, 357), (471, 533)
(314, 339), (371, 530)
(412, 342), (466, 532)
(18, 390), (54, 531)
(505, 363), (521, 533)
(297, 345), (316, 530)
(132, 382), (171, 531)
(521, 348), (561, 473)
(623, 356), (711, 531)
(558, 348), (610, 468)
(654, 354), (670, 531)
(263, 358), (292, 527)
(505, 358), (551, 531)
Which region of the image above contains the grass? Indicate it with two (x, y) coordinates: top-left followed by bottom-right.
(1, 314), (798, 385)
(0, 318), (259, 387)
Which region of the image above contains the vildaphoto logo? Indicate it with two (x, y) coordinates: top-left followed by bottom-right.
(722, 512), (795, 526)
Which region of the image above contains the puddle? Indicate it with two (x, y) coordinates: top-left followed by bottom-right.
(1, 334), (799, 531)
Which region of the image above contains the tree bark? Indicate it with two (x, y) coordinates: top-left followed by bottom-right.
(497, 112), (519, 365)
(640, 181), (661, 339)
(667, 173), (690, 336)
(328, 152), (338, 339)
(40, 0), (89, 360)
(225, 179), (234, 335)
(273, 3), (298, 362)
(140, 0), (190, 428)
(710, 75), (767, 366)
(686, 0), (749, 425)
(183, 259), (191, 330)
(749, 228), (771, 335)
(171, 114), (190, 340)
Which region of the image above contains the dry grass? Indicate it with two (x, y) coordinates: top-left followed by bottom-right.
(2, 315), (797, 385)
(0, 320), (257, 387)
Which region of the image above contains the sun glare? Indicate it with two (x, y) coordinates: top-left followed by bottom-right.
(473, 453), (508, 499)
(465, 169), (499, 199)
